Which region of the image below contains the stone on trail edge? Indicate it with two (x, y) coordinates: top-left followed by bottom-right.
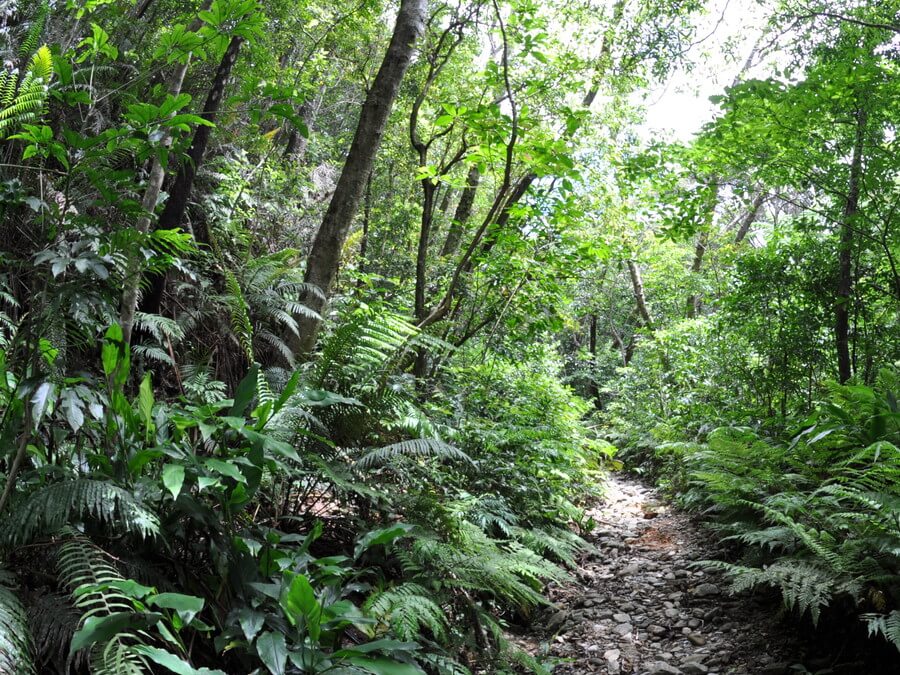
(524, 476), (800, 675)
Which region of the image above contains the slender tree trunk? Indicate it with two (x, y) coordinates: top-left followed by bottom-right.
(588, 314), (600, 408)
(119, 59), (191, 344)
(836, 107), (866, 383)
(627, 259), (654, 331)
(413, 179), (436, 377)
(138, 35), (244, 319)
(440, 165), (479, 257)
(160, 35), (244, 246)
(734, 193), (766, 244)
(283, 101), (315, 161)
(293, 0), (427, 354)
(685, 230), (708, 319)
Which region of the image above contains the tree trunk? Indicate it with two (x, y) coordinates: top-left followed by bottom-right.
(138, 34), (244, 318)
(293, 0), (427, 354)
(588, 314), (600, 408)
(734, 193), (766, 244)
(685, 230), (708, 319)
(283, 101), (315, 161)
(440, 165), (479, 257)
(119, 58), (192, 344)
(627, 259), (653, 331)
(836, 107), (867, 383)
(162, 35), (244, 246)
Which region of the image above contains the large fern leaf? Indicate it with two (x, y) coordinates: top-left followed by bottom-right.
(2, 479), (159, 546)
(0, 568), (34, 674)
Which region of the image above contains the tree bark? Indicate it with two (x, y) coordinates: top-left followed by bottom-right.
(836, 107), (866, 383)
(440, 165), (479, 257)
(627, 259), (654, 331)
(733, 193), (766, 244)
(160, 35), (244, 246)
(588, 314), (600, 408)
(138, 34), (244, 318)
(119, 58), (191, 344)
(293, 0), (427, 354)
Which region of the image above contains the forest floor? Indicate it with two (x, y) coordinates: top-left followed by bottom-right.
(520, 475), (884, 675)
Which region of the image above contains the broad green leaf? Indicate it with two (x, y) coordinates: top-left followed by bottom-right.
(139, 373), (154, 433)
(279, 573), (322, 640)
(230, 364), (259, 416)
(162, 464), (186, 500)
(235, 608), (265, 641)
(70, 611), (161, 652)
(256, 631), (287, 675)
(354, 523), (415, 559)
(204, 458), (247, 483)
(132, 645), (226, 675)
(148, 592), (204, 624)
(31, 381), (54, 422)
(346, 656), (425, 675)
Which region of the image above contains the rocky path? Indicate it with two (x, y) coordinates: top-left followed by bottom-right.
(527, 476), (802, 675)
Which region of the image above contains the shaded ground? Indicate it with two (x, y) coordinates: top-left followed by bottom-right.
(521, 475), (893, 675)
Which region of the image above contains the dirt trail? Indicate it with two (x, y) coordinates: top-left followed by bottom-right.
(525, 475), (805, 675)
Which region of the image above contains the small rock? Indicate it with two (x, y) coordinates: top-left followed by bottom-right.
(681, 663), (709, 675)
(693, 583), (720, 597)
(546, 610), (568, 631)
(614, 622), (633, 636)
(612, 612), (632, 623)
(648, 662), (682, 675)
(687, 633), (707, 646)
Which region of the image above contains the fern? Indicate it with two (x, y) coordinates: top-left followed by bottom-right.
(356, 438), (474, 471)
(0, 45), (52, 140)
(1, 479), (160, 546)
(18, 0), (50, 58)
(863, 610), (900, 652)
(57, 536), (149, 674)
(365, 583), (448, 641)
(707, 558), (859, 625)
(0, 568), (34, 675)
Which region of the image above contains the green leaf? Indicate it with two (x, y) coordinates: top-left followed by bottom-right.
(70, 611), (161, 652)
(132, 645), (226, 675)
(62, 392), (85, 432)
(354, 523), (415, 559)
(334, 639), (419, 657)
(139, 373), (154, 433)
(204, 458), (247, 483)
(162, 464), (186, 500)
(279, 573), (322, 640)
(256, 631), (287, 675)
(31, 381), (55, 422)
(235, 607), (265, 641)
(148, 592), (204, 624)
(230, 364), (259, 416)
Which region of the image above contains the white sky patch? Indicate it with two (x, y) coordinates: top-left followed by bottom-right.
(638, 0), (769, 143)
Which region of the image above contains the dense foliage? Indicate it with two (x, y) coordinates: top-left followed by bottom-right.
(1, 0), (899, 671)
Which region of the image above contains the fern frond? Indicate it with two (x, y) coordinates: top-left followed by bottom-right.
(863, 611), (900, 652)
(355, 439), (473, 470)
(2, 479), (160, 546)
(0, 568), (34, 674)
(365, 583), (448, 641)
(57, 536), (149, 674)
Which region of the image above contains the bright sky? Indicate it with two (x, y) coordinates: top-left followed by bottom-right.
(639, 0), (769, 142)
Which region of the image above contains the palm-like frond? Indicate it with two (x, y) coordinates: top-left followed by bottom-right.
(1, 479), (159, 546)
(0, 568), (34, 675)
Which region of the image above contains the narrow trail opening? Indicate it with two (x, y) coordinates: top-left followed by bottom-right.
(522, 475), (814, 675)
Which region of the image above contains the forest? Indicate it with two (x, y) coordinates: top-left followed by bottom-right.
(0, 0), (898, 672)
